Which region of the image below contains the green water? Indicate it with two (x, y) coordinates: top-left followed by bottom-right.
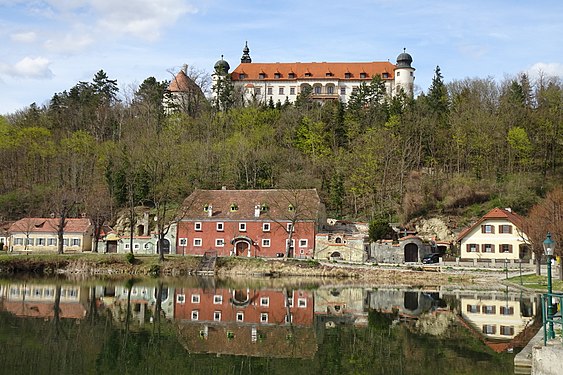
(0, 277), (535, 374)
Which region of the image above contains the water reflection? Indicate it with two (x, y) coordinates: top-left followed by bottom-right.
(0, 279), (539, 374)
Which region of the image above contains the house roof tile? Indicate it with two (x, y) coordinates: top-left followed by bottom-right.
(456, 208), (525, 241)
(9, 218), (92, 234)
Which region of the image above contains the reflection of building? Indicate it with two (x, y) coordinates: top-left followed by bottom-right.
(177, 189), (323, 258)
(459, 293), (537, 351)
(314, 286), (367, 326)
(9, 218), (93, 253)
(0, 283), (87, 319)
(99, 285), (175, 325)
(315, 220), (370, 263)
(365, 288), (446, 318)
(213, 43), (415, 105)
(457, 207), (532, 261)
(174, 288), (316, 358)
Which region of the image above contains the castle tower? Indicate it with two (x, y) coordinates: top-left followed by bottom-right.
(241, 41), (252, 63)
(393, 48), (415, 96)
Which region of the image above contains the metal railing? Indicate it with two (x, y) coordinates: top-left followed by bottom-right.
(541, 292), (563, 345)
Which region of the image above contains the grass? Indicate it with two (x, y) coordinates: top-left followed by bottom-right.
(507, 273), (563, 292)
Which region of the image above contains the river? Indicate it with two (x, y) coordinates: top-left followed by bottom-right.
(0, 276), (538, 374)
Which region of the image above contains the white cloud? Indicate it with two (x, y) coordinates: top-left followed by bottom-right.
(10, 31), (37, 43)
(0, 57), (53, 79)
(527, 62), (563, 79)
(43, 33), (94, 53)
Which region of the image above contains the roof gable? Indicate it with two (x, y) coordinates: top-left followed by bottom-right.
(456, 208), (525, 241)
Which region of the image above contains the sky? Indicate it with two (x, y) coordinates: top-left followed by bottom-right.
(1, 0), (562, 115)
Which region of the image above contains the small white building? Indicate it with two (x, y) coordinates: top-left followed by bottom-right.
(457, 208), (531, 261)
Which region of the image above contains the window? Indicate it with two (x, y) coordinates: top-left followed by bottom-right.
(352, 87), (358, 93)
(286, 239), (295, 250)
(482, 305), (496, 314)
(179, 238), (188, 246)
(259, 73), (266, 79)
(482, 244), (495, 253)
(26, 238), (34, 246)
(481, 224), (494, 234)
(304, 72), (312, 77)
(214, 311), (222, 321)
(274, 72), (281, 79)
(467, 244), (478, 252)
(482, 324), (496, 334)
(194, 222), (202, 231)
(47, 238), (57, 246)
(279, 87), (284, 95)
(501, 244), (512, 253)
(360, 72), (367, 78)
(236, 312), (244, 322)
(285, 314), (293, 323)
(287, 223), (294, 232)
(382, 72), (389, 78)
(191, 310), (199, 321)
(285, 297), (294, 308)
(290, 87), (295, 95)
(500, 325), (515, 336)
(216, 222), (224, 231)
(239, 73), (245, 79)
(214, 295), (223, 304)
(63, 238), (69, 246)
(192, 294), (200, 303)
(396, 71), (401, 76)
(467, 304), (479, 313)
(262, 239), (271, 247)
(133, 243), (140, 250)
(499, 225), (512, 234)
(193, 238), (202, 247)
(263, 223), (270, 232)
(345, 72), (351, 79)
(230, 203), (238, 211)
(124, 243), (130, 250)
(340, 87), (346, 95)
(314, 86), (321, 94)
(298, 298), (307, 308)
(500, 306), (514, 315)
(216, 238), (225, 247)
(327, 86), (334, 94)
(239, 223), (246, 232)
(255, 87), (261, 95)
(260, 313), (268, 323)
(14, 238), (23, 245)
(177, 294), (186, 303)
(288, 72), (296, 79)
(267, 87), (273, 95)
(260, 297), (269, 306)
(71, 238), (81, 246)
(37, 238), (46, 246)
(299, 239), (308, 247)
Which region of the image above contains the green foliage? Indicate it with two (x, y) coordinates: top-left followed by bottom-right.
(125, 252), (136, 265)
(368, 219), (394, 242)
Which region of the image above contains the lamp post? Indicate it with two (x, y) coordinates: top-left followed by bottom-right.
(542, 232), (555, 339)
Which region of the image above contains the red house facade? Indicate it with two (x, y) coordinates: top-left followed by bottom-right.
(176, 189), (323, 258)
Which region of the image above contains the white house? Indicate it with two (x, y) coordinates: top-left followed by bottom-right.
(212, 43), (415, 106)
(457, 208), (531, 261)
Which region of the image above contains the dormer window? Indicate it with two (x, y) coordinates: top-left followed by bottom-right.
(259, 72), (266, 79)
(326, 72), (333, 77)
(274, 72), (281, 79)
(239, 73), (246, 79)
(345, 72), (351, 79)
(260, 203), (269, 212)
(288, 72), (296, 79)
(360, 72), (367, 79)
(288, 204), (295, 212)
(382, 72), (389, 79)
(230, 203), (239, 212)
(304, 72), (312, 77)
(203, 204), (209, 212)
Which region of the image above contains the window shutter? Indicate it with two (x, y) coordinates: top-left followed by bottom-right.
(481, 225), (485, 233)
(466, 244), (470, 252)
(467, 305), (472, 312)
(491, 226), (495, 234)
(508, 225), (513, 234)
(481, 244), (485, 252)
(509, 244), (513, 253)
(491, 244), (495, 253)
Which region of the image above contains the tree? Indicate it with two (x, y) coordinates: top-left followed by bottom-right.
(369, 219), (395, 242)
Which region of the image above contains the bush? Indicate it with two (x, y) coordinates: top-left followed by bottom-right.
(125, 252), (135, 264)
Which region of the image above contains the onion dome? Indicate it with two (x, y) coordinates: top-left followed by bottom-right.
(214, 55), (230, 74)
(396, 48), (413, 68)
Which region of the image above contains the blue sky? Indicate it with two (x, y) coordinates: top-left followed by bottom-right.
(1, 0), (562, 115)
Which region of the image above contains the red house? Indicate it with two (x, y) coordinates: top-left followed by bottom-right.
(176, 189), (323, 258)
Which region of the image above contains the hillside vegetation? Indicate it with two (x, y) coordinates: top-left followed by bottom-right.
(0, 68), (561, 228)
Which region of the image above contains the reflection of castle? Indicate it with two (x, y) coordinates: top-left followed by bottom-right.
(0, 283), (87, 319)
(174, 288), (317, 358)
(314, 287), (368, 326)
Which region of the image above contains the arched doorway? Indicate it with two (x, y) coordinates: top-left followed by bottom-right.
(158, 239), (170, 254)
(404, 291), (419, 311)
(404, 243), (418, 262)
(231, 236), (252, 257)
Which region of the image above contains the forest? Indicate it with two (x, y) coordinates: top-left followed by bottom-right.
(0, 67), (561, 238)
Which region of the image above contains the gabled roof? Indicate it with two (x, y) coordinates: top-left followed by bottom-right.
(181, 189), (321, 221)
(456, 208), (525, 241)
(231, 61), (395, 81)
(167, 70), (203, 93)
(9, 218), (92, 234)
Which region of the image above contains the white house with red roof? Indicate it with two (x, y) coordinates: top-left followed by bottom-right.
(212, 43), (415, 106)
(457, 208), (531, 261)
(8, 218), (93, 253)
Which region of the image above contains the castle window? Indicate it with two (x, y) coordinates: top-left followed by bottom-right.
(340, 87), (346, 95)
(360, 72), (367, 78)
(327, 86), (334, 94)
(255, 87), (261, 95)
(396, 71), (400, 76)
(279, 87), (284, 95)
(239, 73), (246, 79)
(267, 87), (273, 95)
(345, 72), (351, 79)
(274, 72), (281, 79)
(304, 72), (312, 77)
(288, 72), (296, 79)
(382, 72), (389, 78)
(290, 87), (296, 95)
(326, 72), (333, 77)
(259, 73), (266, 79)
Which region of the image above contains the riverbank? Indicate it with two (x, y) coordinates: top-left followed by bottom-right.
(0, 253), (482, 286)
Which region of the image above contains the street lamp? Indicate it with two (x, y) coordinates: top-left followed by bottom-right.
(542, 232), (556, 339)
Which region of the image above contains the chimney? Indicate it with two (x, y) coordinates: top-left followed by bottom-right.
(505, 207), (512, 212)
(208, 204), (213, 217)
(182, 64), (188, 74)
(254, 205), (261, 218)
